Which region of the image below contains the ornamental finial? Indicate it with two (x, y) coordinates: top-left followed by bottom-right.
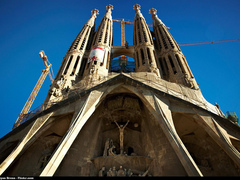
(149, 8), (157, 15)
(133, 4), (141, 11)
(91, 9), (99, 16)
(106, 4), (113, 12)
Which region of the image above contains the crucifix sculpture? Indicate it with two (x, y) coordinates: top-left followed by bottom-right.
(114, 120), (129, 154)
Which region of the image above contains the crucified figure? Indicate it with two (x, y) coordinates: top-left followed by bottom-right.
(114, 120), (129, 154)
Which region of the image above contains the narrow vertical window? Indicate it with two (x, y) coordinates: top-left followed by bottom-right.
(80, 38), (86, 50)
(71, 56), (80, 76)
(140, 49), (145, 65)
(63, 55), (73, 75)
(168, 55), (177, 74)
(136, 51), (140, 67)
(98, 31), (103, 43)
(138, 21), (142, 43)
(163, 28), (174, 48)
(159, 29), (168, 49)
(156, 29), (162, 50)
(163, 57), (169, 75)
(100, 51), (106, 66)
(104, 20), (109, 44)
(79, 58), (87, 77)
(153, 50), (158, 68)
(159, 58), (166, 76)
(109, 23), (112, 46)
(106, 51), (110, 69)
(147, 48), (152, 63)
(175, 54), (185, 73)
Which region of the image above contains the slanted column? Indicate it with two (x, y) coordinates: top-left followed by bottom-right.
(83, 4), (113, 79)
(150, 8), (199, 89)
(133, 4), (161, 77)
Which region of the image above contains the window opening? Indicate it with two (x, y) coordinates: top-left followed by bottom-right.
(79, 58), (87, 77)
(80, 37), (86, 50)
(140, 49), (145, 65)
(175, 54), (185, 73)
(147, 48), (152, 63)
(136, 51), (140, 67)
(163, 57), (169, 75)
(63, 55), (73, 75)
(168, 55), (177, 74)
(163, 28), (174, 48)
(159, 29), (168, 49)
(106, 51), (110, 69)
(159, 58), (166, 76)
(111, 56), (135, 73)
(71, 56), (80, 76)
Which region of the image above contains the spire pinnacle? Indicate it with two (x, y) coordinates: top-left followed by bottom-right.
(133, 4), (141, 12)
(149, 8), (157, 18)
(133, 4), (144, 18)
(91, 9), (99, 17)
(86, 9), (99, 27)
(105, 4), (113, 19)
(106, 4), (113, 12)
(149, 8), (165, 26)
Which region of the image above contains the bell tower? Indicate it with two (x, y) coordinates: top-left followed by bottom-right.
(149, 8), (199, 89)
(43, 9), (99, 107)
(133, 4), (161, 77)
(82, 5), (113, 79)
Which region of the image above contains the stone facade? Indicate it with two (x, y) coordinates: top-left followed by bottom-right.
(0, 4), (240, 177)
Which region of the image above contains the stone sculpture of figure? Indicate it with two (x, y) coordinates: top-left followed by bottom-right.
(125, 41), (129, 48)
(103, 138), (116, 156)
(117, 166), (125, 176)
(56, 76), (64, 88)
(114, 120), (129, 154)
(107, 168), (112, 176)
(184, 73), (194, 88)
(98, 166), (106, 177)
(108, 144), (116, 156)
(111, 166), (117, 176)
(103, 138), (110, 157)
(127, 169), (133, 177)
(90, 65), (95, 74)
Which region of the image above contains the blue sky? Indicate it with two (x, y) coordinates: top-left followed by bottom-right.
(0, 0), (239, 138)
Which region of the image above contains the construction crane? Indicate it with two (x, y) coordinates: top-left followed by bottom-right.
(179, 39), (240, 46)
(112, 19), (133, 70)
(13, 51), (54, 129)
(113, 19), (133, 46)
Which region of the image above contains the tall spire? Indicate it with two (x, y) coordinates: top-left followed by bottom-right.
(150, 8), (199, 89)
(133, 4), (161, 77)
(82, 4), (113, 79)
(42, 9), (99, 108)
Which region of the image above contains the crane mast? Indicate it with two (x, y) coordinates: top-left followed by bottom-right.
(13, 51), (53, 129)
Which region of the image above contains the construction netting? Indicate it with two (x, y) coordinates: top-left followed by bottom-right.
(111, 56), (135, 73)
(225, 111), (239, 123)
